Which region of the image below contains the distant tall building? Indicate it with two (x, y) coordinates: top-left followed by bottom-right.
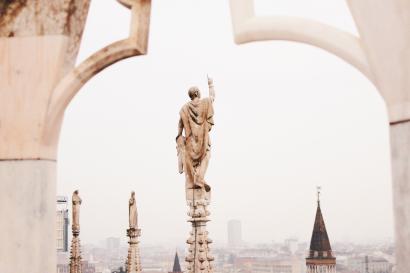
(106, 237), (121, 250)
(251, 257), (304, 273)
(228, 219), (242, 248)
(56, 196), (69, 252)
(169, 252), (182, 273)
(345, 256), (392, 273)
(284, 237), (299, 254)
(306, 188), (336, 273)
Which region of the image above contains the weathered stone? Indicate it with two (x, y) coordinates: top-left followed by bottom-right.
(0, 0), (91, 70)
(390, 122), (410, 273)
(0, 1), (151, 273)
(70, 190), (82, 273)
(126, 192), (142, 273)
(177, 78), (216, 273)
(0, 160), (56, 273)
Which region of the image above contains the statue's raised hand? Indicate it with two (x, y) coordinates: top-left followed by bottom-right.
(207, 75), (213, 86)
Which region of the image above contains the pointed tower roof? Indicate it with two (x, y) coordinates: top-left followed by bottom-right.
(171, 252), (182, 273)
(306, 188), (335, 263)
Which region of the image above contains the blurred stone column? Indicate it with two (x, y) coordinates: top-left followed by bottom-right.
(0, 1), (90, 273)
(389, 123), (410, 272)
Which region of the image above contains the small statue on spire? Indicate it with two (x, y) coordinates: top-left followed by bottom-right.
(129, 191), (138, 229)
(70, 190), (82, 273)
(126, 191), (142, 273)
(72, 190), (82, 233)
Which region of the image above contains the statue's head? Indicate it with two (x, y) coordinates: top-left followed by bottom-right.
(74, 190), (79, 195)
(131, 191), (135, 197)
(188, 86), (201, 100)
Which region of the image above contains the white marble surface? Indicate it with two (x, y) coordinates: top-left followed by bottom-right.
(390, 123), (410, 273)
(0, 160), (56, 273)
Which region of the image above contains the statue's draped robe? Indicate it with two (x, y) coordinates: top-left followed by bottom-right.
(178, 97), (214, 190)
(72, 194), (82, 231)
(129, 196), (138, 229)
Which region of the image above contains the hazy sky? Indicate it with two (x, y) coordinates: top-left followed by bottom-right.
(57, 0), (393, 247)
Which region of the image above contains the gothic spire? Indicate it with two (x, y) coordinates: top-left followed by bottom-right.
(172, 252), (182, 273)
(308, 199), (333, 257)
(306, 188), (336, 273)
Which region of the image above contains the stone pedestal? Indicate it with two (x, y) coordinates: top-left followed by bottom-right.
(126, 228), (142, 273)
(70, 230), (82, 273)
(390, 122), (410, 273)
(185, 189), (214, 273)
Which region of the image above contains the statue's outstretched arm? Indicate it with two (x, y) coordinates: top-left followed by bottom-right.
(208, 75), (215, 102)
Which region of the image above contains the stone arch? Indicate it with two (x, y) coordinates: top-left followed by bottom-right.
(230, 0), (375, 87)
(229, 2), (410, 273)
(42, 0), (151, 158)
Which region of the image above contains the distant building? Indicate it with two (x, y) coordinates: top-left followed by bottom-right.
(169, 252), (183, 273)
(346, 256), (392, 273)
(228, 219), (242, 248)
(284, 238), (298, 254)
(56, 251), (70, 273)
(57, 261), (95, 273)
(111, 267), (126, 273)
(306, 190), (336, 273)
(56, 196), (69, 252)
(106, 237), (121, 250)
(248, 257), (304, 273)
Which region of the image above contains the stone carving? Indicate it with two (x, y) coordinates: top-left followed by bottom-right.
(129, 191), (138, 229)
(126, 191), (142, 273)
(72, 190), (82, 232)
(177, 77), (215, 273)
(70, 190), (82, 273)
(177, 76), (215, 197)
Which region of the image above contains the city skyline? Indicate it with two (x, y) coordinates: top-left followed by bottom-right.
(58, 236), (395, 273)
(60, 199), (393, 247)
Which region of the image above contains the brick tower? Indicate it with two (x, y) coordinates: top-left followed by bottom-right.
(306, 187), (336, 273)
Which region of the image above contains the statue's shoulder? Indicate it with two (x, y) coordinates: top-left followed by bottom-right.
(179, 101), (190, 114)
(201, 97), (213, 104)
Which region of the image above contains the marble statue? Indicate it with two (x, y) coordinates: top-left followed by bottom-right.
(176, 76), (215, 194)
(126, 191), (142, 273)
(72, 190), (82, 232)
(129, 191), (138, 229)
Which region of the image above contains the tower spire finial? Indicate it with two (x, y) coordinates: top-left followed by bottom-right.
(316, 186), (321, 204)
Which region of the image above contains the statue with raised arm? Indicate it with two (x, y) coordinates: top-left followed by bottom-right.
(72, 190), (82, 232)
(177, 76), (215, 195)
(129, 191), (138, 229)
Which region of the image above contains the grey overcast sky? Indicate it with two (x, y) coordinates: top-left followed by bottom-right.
(57, 0), (393, 247)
